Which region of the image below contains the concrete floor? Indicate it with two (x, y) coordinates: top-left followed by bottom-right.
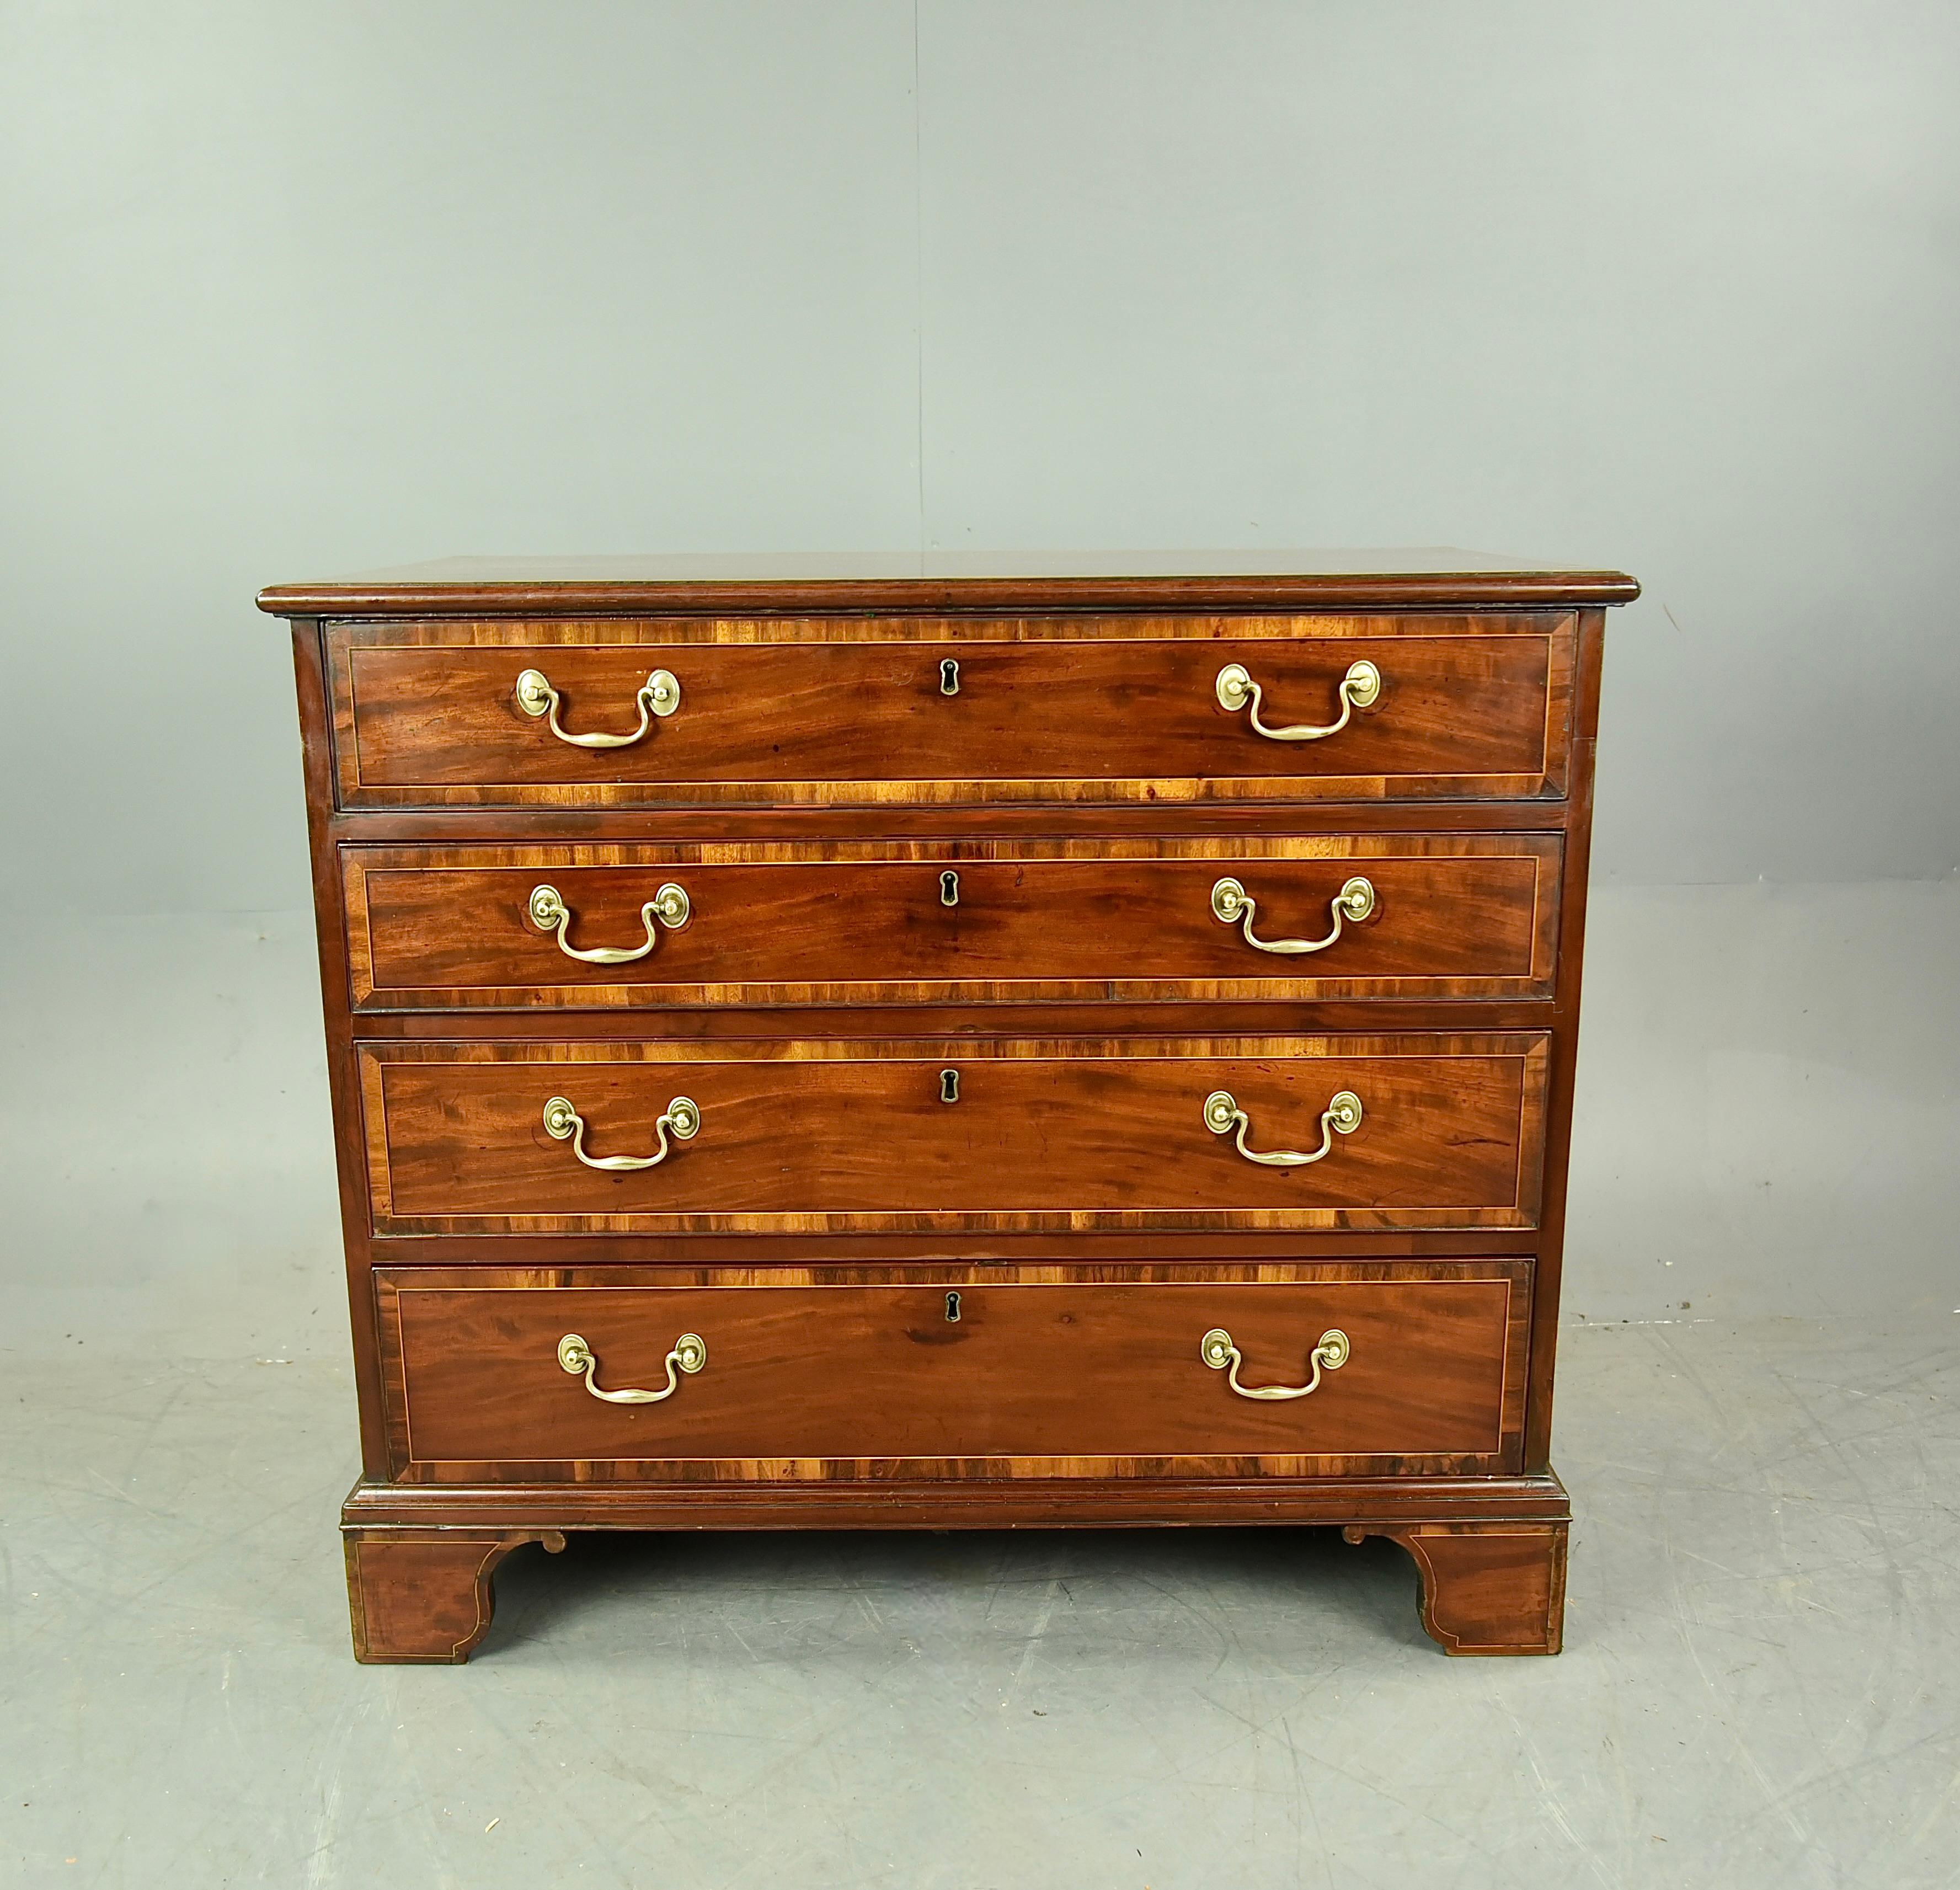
(4, 883), (1957, 1884)
(4, 1318), (1957, 1885)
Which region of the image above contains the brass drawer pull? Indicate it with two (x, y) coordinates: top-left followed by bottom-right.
(558, 1331), (706, 1403)
(1201, 1326), (1349, 1400)
(1215, 659), (1380, 741)
(528, 882), (690, 963)
(1210, 875), (1374, 955)
(542, 1093), (701, 1171)
(1203, 1088), (1363, 1167)
(515, 666), (680, 748)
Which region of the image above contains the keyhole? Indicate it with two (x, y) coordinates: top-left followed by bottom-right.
(940, 869), (959, 907)
(940, 658), (960, 696)
(945, 1291), (962, 1323)
(939, 1068), (959, 1104)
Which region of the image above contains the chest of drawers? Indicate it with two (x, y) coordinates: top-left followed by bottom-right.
(260, 553), (1636, 1662)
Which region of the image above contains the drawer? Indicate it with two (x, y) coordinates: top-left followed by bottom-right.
(325, 615), (1573, 807)
(357, 1033), (1550, 1234)
(375, 1262), (1532, 1481)
(343, 835), (1561, 1009)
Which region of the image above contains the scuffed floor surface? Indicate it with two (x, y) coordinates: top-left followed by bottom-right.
(3, 1316), (1955, 1888)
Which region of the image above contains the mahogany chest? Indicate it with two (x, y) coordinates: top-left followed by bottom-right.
(260, 552), (1636, 1661)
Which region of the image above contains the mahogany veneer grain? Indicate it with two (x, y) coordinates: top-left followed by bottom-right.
(325, 615), (1572, 807)
(356, 1033), (1548, 1234)
(266, 557), (1633, 1662)
(344, 834), (1557, 1009)
(376, 1261), (1530, 1481)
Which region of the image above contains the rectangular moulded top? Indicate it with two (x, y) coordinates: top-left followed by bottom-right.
(258, 549), (1639, 618)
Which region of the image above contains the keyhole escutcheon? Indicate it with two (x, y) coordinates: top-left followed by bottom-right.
(940, 658), (960, 696)
(945, 1291), (962, 1322)
(940, 869), (960, 907)
(939, 1068), (960, 1104)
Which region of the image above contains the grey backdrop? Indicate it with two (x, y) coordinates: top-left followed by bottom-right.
(8, 17), (1958, 1875)
(2, 2), (1954, 1334)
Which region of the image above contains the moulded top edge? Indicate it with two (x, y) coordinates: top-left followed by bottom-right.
(257, 550), (1639, 618)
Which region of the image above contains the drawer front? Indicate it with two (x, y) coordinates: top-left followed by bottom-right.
(343, 836), (1560, 1009)
(357, 1034), (1550, 1234)
(327, 615), (1572, 807)
(376, 1262), (1531, 1481)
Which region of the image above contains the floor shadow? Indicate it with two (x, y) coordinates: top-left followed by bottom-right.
(484, 1523), (1425, 1658)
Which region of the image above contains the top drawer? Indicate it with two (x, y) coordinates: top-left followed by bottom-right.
(324, 615), (1575, 808)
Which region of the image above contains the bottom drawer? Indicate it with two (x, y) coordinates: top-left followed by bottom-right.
(378, 1262), (1531, 1481)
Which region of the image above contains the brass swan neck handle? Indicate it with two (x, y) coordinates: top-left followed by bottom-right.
(542, 1094), (701, 1171)
(1210, 875), (1375, 955)
(1203, 1088), (1363, 1167)
(515, 666), (680, 748)
(558, 1331), (706, 1403)
(1214, 659), (1380, 742)
(1201, 1326), (1350, 1400)
(528, 882), (691, 964)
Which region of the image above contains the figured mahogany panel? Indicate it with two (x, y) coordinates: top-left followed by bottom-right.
(374, 1261), (1530, 1481)
(343, 834), (1559, 1010)
(326, 615), (1573, 807)
(356, 1033), (1550, 1235)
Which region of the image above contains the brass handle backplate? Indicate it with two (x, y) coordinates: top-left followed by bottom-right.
(515, 666), (680, 748)
(1215, 659), (1380, 742)
(542, 1093), (701, 1171)
(558, 1331), (706, 1403)
(1201, 1326), (1350, 1400)
(528, 882), (691, 964)
(1203, 1088), (1363, 1167)
(1210, 875), (1375, 955)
